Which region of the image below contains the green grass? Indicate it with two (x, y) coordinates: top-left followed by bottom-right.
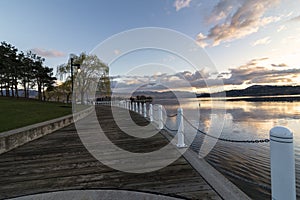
(0, 97), (72, 133)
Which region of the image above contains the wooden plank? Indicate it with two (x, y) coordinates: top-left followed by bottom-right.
(0, 105), (221, 200)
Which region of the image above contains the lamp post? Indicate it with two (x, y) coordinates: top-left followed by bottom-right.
(70, 55), (80, 104)
(70, 56), (80, 94)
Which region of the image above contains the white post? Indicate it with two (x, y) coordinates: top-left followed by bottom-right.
(270, 126), (295, 200)
(139, 102), (142, 115)
(143, 103), (147, 118)
(158, 105), (163, 129)
(176, 108), (187, 148)
(149, 104), (153, 122)
(135, 102), (138, 113)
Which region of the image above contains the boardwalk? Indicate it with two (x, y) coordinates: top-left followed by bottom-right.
(0, 106), (221, 200)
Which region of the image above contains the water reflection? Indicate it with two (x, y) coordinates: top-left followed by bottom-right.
(161, 98), (300, 199)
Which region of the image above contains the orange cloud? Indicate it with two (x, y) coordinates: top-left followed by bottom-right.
(30, 48), (65, 58)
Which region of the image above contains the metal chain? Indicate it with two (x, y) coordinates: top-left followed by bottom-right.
(163, 124), (178, 132)
(166, 113), (177, 118)
(182, 115), (270, 143)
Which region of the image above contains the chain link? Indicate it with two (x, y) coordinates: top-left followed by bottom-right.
(163, 125), (178, 132)
(166, 113), (177, 118)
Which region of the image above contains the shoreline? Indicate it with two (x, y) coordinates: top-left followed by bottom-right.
(198, 96), (300, 102)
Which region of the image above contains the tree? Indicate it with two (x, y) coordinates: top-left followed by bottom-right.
(0, 41), (57, 100)
(56, 53), (110, 104)
(0, 42), (18, 97)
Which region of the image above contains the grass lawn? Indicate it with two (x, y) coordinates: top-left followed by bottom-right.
(0, 97), (72, 133)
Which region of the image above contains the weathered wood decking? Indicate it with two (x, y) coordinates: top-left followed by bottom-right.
(0, 106), (221, 200)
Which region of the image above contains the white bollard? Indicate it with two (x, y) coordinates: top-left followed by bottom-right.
(139, 102), (143, 115)
(176, 108), (187, 148)
(158, 105), (163, 129)
(135, 102), (138, 113)
(149, 104), (153, 122)
(143, 103), (147, 118)
(270, 126), (296, 200)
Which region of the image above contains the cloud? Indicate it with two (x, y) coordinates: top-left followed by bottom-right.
(277, 25), (286, 32)
(111, 58), (300, 92)
(271, 63), (288, 67)
(289, 15), (300, 22)
(207, 0), (239, 23)
(30, 48), (65, 58)
(219, 59), (300, 85)
(197, 0), (281, 46)
(174, 0), (192, 11)
(251, 37), (271, 46)
(114, 49), (121, 55)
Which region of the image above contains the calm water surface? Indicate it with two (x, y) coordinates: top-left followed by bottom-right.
(157, 98), (300, 199)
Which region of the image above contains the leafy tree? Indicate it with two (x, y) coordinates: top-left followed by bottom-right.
(0, 41), (57, 100)
(56, 53), (110, 104)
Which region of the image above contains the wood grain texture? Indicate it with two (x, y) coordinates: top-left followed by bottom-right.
(0, 106), (221, 200)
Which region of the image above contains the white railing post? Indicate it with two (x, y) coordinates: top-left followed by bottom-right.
(143, 103), (147, 118)
(139, 102), (142, 115)
(176, 108), (187, 148)
(135, 102), (138, 113)
(270, 126), (296, 200)
(149, 104), (153, 122)
(158, 105), (163, 129)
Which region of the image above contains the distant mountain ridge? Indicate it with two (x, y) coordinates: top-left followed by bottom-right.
(197, 85), (300, 97)
(118, 85), (300, 99)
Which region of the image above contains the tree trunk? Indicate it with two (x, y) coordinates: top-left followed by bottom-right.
(22, 83), (27, 98)
(14, 78), (18, 97)
(0, 84), (3, 96)
(81, 91), (84, 104)
(66, 93), (71, 104)
(5, 83), (10, 97)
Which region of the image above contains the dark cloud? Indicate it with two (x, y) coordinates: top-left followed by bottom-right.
(289, 15), (300, 22)
(271, 63), (288, 67)
(111, 60), (299, 91)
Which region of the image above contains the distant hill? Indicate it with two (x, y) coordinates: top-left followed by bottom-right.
(197, 85), (300, 97)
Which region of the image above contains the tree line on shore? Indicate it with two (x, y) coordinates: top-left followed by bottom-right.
(0, 41), (111, 104)
(0, 41), (56, 100)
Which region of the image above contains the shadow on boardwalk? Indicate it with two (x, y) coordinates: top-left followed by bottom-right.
(0, 106), (221, 200)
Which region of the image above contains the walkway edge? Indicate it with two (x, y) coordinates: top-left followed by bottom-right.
(161, 130), (251, 200)
(0, 106), (93, 155)
(9, 189), (183, 200)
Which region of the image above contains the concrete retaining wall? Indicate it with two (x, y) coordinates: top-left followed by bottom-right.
(0, 107), (93, 155)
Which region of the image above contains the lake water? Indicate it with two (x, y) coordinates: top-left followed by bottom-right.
(156, 98), (300, 199)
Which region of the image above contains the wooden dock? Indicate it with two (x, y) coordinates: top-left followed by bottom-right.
(0, 105), (226, 199)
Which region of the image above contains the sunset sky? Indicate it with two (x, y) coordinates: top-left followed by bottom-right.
(1, 0), (300, 92)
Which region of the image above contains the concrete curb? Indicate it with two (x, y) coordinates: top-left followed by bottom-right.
(0, 106), (93, 155)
